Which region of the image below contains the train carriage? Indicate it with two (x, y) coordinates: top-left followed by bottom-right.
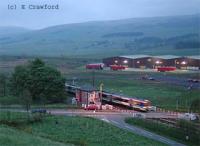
(102, 91), (151, 112)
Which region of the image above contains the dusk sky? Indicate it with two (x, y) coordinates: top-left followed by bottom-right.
(0, 0), (200, 29)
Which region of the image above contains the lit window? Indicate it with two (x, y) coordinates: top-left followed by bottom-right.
(181, 61), (187, 65)
(136, 61), (140, 64)
(123, 60), (128, 64)
(155, 61), (160, 64)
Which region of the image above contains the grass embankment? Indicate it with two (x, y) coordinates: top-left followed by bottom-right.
(0, 125), (72, 146)
(0, 112), (72, 146)
(0, 111), (167, 146)
(125, 118), (200, 146)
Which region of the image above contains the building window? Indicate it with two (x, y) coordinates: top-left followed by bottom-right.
(136, 61), (140, 64)
(155, 60), (160, 64)
(181, 61), (187, 65)
(123, 60), (128, 64)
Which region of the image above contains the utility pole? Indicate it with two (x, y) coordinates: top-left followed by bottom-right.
(92, 70), (95, 87)
(176, 99), (179, 111)
(100, 83), (104, 109)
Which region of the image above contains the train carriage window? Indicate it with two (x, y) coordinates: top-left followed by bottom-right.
(139, 103), (144, 107)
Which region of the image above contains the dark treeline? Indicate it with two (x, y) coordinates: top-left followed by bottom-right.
(102, 32), (144, 38)
(175, 41), (200, 49)
(0, 58), (67, 110)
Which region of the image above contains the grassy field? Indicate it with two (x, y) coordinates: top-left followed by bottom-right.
(0, 125), (72, 146)
(0, 111), (167, 146)
(125, 118), (200, 146)
(65, 70), (200, 112)
(0, 56), (199, 112)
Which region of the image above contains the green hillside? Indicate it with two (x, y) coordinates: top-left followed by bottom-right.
(0, 14), (199, 57)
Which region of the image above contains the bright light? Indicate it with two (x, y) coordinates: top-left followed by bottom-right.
(114, 60), (118, 63)
(137, 61), (140, 64)
(155, 61), (160, 64)
(181, 61), (187, 65)
(123, 60), (128, 64)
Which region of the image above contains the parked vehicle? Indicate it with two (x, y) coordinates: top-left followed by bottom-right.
(141, 76), (155, 81)
(178, 113), (199, 121)
(110, 65), (126, 70)
(187, 78), (199, 83)
(148, 106), (157, 111)
(84, 104), (98, 110)
(157, 67), (176, 72)
(133, 113), (146, 118)
(31, 108), (47, 114)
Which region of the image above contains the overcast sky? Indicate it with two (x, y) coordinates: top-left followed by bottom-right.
(0, 0), (199, 29)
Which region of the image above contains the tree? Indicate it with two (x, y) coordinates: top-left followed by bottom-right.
(10, 65), (32, 111)
(29, 65), (66, 103)
(0, 73), (7, 97)
(10, 65), (29, 97)
(10, 58), (66, 106)
(190, 99), (200, 113)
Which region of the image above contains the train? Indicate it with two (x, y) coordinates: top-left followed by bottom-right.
(86, 63), (104, 70)
(157, 67), (176, 72)
(85, 63), (127, 71)
(65, 84), (151, 112)
(102, 92), (151, 112)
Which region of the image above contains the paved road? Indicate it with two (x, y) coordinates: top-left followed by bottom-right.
(99, 115), (185, 146)
(49, 109), (186, 146)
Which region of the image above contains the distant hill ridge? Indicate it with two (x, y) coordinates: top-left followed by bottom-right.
(0, 14), (199, 58)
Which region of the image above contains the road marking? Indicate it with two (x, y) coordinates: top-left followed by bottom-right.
(125, 125), (132, 129)
(158, 137), (171, 144)
(110, 120), (120, 125)
(101, 118), (110, 123)
(147, 133), (153, 137)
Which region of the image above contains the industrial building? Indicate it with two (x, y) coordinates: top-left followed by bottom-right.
(103, 55), (200, 70)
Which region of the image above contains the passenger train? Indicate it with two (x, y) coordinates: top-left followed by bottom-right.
(102, 92), (151, 112)
(65, 84), (151, 112)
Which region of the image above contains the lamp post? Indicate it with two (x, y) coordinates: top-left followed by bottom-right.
(100, 83), (104, 109)
(92, 69), (95, 87)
